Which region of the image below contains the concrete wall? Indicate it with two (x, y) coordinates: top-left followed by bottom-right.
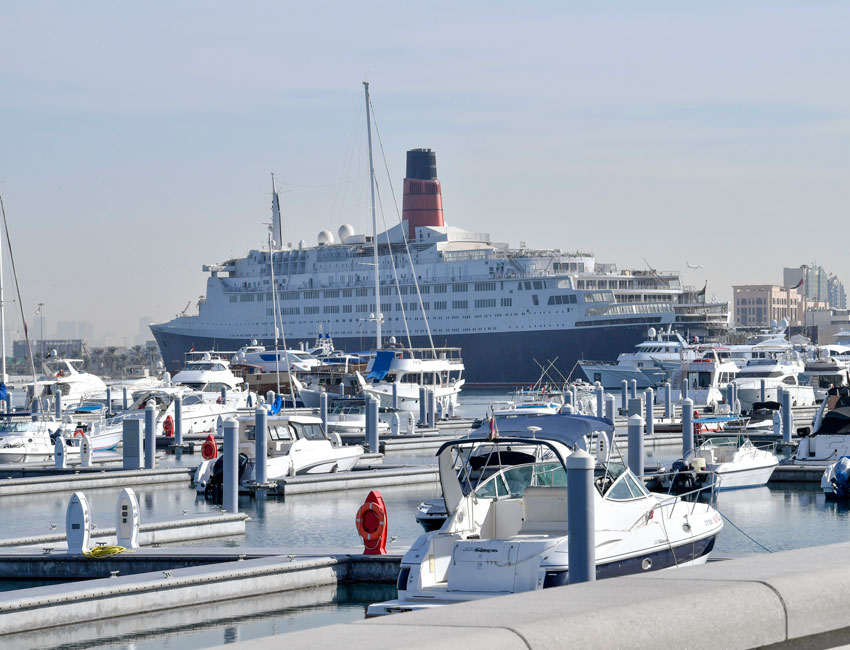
(213, 540), (850, 650)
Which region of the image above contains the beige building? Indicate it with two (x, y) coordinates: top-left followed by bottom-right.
(733, 284), (827, 328)
(733, 285), (802, 327)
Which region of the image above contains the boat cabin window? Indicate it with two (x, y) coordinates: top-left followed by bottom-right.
(782, 376), (797, 386)
(183, 394), (204, 406)
(688, 372), (712, 389)
(605, 472), (647, 501)
(813, 375), (844, 388)
(291, 422), (326, 441)
(471, 461), (565, 500)
(738, 370), (783, 378)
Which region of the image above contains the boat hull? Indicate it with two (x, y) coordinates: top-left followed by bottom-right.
(152, 324), (663, 386)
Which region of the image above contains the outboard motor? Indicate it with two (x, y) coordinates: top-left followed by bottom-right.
(831, 457), (850, 499)
(204, 453), (249, 501)
(670, 459), (696, 495)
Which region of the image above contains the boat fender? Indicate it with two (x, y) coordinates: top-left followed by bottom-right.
(201, 434), (218, 460)
(163, 415), (174, 437)
(356, 499), (387, 544)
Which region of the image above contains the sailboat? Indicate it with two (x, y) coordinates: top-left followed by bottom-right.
(354, 83), (465, 416)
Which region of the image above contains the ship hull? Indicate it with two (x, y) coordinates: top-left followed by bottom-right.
(151, 323), (657, 387)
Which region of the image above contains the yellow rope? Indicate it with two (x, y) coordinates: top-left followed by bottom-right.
(83, 545), (134, 559)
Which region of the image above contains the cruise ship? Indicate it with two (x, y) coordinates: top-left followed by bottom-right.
(151, 149), (728, 385)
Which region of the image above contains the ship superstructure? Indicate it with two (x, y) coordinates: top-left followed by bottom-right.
(151, 149), (727, 385)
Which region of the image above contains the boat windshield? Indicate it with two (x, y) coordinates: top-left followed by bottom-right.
(184, 363), (226, 372)
(0, 420), (34, 433)
(738, 370), (783, 378)
(290, 422), (327, 441)
(472, 461), (566, 500)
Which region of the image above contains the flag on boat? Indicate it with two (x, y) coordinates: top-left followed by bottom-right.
(696, 282), (707, 298)
(189, 344), (195, 352)
(792, 278), (804, 289)
(488, 415), (498, 441)
(35, 305), (41, 316)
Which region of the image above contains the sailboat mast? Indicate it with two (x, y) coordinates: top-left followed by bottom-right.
(0, 213), (6, 384)
(363, 81), (381, 349)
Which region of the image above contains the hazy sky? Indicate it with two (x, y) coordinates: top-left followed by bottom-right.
(1, 1), (848, 345)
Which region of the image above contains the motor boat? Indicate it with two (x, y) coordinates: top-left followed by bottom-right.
(820, 456), (850, 499)
(733, 357), (815, 413)
(171, 352), (245, 396)
(27, 355), (108, 407)
(672, 350), (738, 408)
(0, 415), (58, 464)
(667, 436), (778, 491)
(356, 346), (464, 415)
(801, 351), (850, 403)
(791, 387), (850, 465)
(231, 343), (323, 374)
(368, 416), (722, 616)
(193, 413), (364, 493)
(323, 396), (405, 436)
(579, 327), (695, 389)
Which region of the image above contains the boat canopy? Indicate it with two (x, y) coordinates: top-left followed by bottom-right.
(366, 351), (395, 381)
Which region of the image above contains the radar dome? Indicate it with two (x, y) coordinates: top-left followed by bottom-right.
(338, 224), (355, 243)
(647, 327), (657, 339)
(318, 230), (334, 246)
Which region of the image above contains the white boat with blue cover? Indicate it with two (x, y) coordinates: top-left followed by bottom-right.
(370, 414), (722, 616)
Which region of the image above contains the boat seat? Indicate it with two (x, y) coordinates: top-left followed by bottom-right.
(697, 449), (716, 465)
(518, 486), (568, 536)
(479, 498), (524, 540)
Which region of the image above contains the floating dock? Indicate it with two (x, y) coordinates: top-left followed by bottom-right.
(0, 467), (193, 497)
(249, 465), (439, 497)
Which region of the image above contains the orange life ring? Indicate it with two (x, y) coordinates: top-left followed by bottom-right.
(74, 427), (85, 438)
(201, 435), (218, 460)
(355, 501), (386, 542)
(163, 415), (174, 437)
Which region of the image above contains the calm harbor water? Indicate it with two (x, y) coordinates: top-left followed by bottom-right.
(5, 390), (850, 648)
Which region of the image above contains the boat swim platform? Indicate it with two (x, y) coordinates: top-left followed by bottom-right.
(248, 464), (439, 497)
(0, 549), (402, 637)
(0, 467), (193, 497)
(0, 512), (249, 551)
(221, 540), (850, 650)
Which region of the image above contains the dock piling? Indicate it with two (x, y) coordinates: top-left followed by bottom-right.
(428, 390), (437, 429)
(366, 397), (379, 454)
(390, 412), (400, 436)
(681, 398), (694, 458)
(418, 387), (426, 426)
(644, 388), (654, 436)
(105, 387), (111, 415)
(220, 386), (227, 406)
(630, 379), (638, 400)
(255, 407), (268, 485)
(567, 448), (596, 584)
(620, 380), (628, 411)
(781, 389), (793, 444)
(663, 381), (672, 419)
(320, 392), (328, 432)
(682, 378), (689, 402)
(392, 383), (398, 410)
(605, 394), (615, 424)
(144, 400), (156, 470)
(760, 379), (767, 404)
(174, 395), (183, 445)
(627, 414), (645, 477)
(54, 390), (61, 419)
(595, 383), (603, 418)
(223, 418), (239, 514)
(122, 386), (128, 411)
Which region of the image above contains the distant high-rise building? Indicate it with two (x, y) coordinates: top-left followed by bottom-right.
(783, 264), (842, 308)
(828, 275), (847, 310)
(78, 321), (94, 342)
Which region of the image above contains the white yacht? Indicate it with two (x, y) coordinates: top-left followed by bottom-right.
(356, 346), (464, 415)
(193, 413), (363, 492)
(368, 417), (722, 616)
(672, 350), (738, 408)
(801, 350), (850, 403)
(28, 356), (108, 407)
(792, 388), (850, 465)
(171, 352), (245, 396)
(688, 437), (778, 490)
(231, 343), (322, 373)
(324, 397), (392, 435)
(733, 356), (815, 412)
(579, 327), (695, 389)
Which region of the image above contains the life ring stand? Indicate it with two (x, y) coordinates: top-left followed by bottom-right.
(73, 427), (85, 438)
(355, 490), (388, 555)
(201, 434), (218, 460)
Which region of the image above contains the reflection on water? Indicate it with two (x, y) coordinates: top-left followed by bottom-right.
(5, 583), (397, 650)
